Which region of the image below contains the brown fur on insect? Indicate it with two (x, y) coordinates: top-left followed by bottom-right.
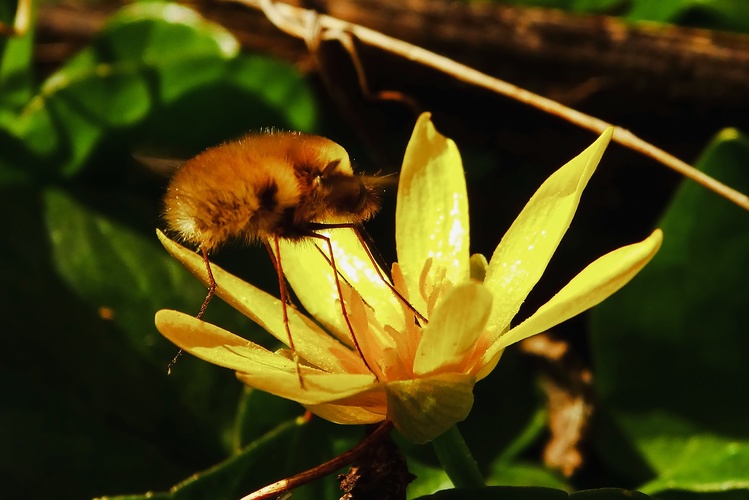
(163, 132), (384, 252)
(162, 131), (391, 383)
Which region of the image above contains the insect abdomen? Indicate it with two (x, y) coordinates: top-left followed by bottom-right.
(164, 142), (303, 250)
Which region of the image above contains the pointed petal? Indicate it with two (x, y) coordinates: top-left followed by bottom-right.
(156, 309), (295, 373)
(278, 228), (404, 343)
(482, 229), (663, 365)
(484, 128), (613, 333)
(385, 373), (475, 444)
(413, 283), (492, 376)
(236, 370), (379, 406)
(304, 389), (388, 424)
(158, 310), (380, 406)
(157, 231), (365, 373)
(396, 113), (470, 311)
(474, 348), (503, 381)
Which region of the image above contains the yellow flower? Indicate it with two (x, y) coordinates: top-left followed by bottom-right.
(155, 113), (662, 443)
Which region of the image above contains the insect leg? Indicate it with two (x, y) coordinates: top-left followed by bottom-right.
(167, 246), (217, 374)
(306, 231), (379, 381)
(308, 222), (427, 325)
(351, 227), (428, 326)
(197, 246), (217, 320)
(266, 235), (305, 389)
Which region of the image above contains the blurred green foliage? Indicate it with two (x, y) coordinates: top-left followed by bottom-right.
(492, 0), (749, 32)
(1, 0), (748, 499)
(590, 129), (749, 496)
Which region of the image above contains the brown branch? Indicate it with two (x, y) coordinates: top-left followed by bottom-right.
(319, 0), (749, 106)
(236, 0), (749, 211)
(36, 0), (749, 107)
(240, 420), (394, 500)
(32, 0), (749, 209)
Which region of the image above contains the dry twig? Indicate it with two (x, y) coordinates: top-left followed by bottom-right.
(241, 421), (394, 500)
(230, 0), (749, 212)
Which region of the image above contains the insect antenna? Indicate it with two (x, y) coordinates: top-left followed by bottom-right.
(265, 236), (305, 389)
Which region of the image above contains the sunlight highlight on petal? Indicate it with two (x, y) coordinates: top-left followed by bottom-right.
(484, 229), (663, 363)
(156, 309), (294, 372)
(278, 228), (405, 338)
(236, 370), (379, 406)
(157, 115), (662, 444)
(483, 128), (614, 334)
(396, 112), (470, 311)
(157, 231), (365, 373)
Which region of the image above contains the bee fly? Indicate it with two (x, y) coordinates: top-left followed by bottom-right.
(162, 131), (420, 385)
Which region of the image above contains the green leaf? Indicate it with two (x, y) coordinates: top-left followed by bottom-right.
(624, 0), (688, 22)
(0, 184), (265, 497)
(0, 364), (185, 498)
(481, 0), (749, 32)
(656, 491), (749, 500)
(590, 128), (749, 493)
(639, 433), (749, 494)
(0, 0), (34, 121)
(414, 486), (652, 499)
(479, 0), (626, 14)
(413, 485), (569, 500)
(570, 489), (653, 499)
(626, 0), (749, 32)
(7, 3), (229, 174)
(0, 187), (197, 496)
(135, 54), (316, 154)
(486, 462), (568, 490)
(418, 486), (650, 500)
(5, 2), (315, 178)
(43, 187), (238, 364)
(407, 459), (453, 498)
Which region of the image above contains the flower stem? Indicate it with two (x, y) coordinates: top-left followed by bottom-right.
(431, 425), (485, 487)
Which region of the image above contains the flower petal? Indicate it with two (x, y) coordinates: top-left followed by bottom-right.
(304, 402), (386, 425)
(413, 282), (492, 376)
(156, 309), (294, 373)
(479, 229), (663, 377)
(385, 373), (475, 443)
(483, 128), (613, 334)
(304, 389), (388, 424)
(277, 228), (404, 343)
(396, 112), (470, 311)
(157, 231), (365, 373)
(470, 253), (489, 282)
(236, 370), (380, 406)
(158, 309), (381, 406)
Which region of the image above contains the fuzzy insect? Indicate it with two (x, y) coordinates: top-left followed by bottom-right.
(162, 131), (395, 384)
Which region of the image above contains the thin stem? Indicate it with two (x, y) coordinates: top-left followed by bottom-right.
(241, 421), (394, 500)
(431, 425), (485, 488)
(235, 0), (749, 212)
